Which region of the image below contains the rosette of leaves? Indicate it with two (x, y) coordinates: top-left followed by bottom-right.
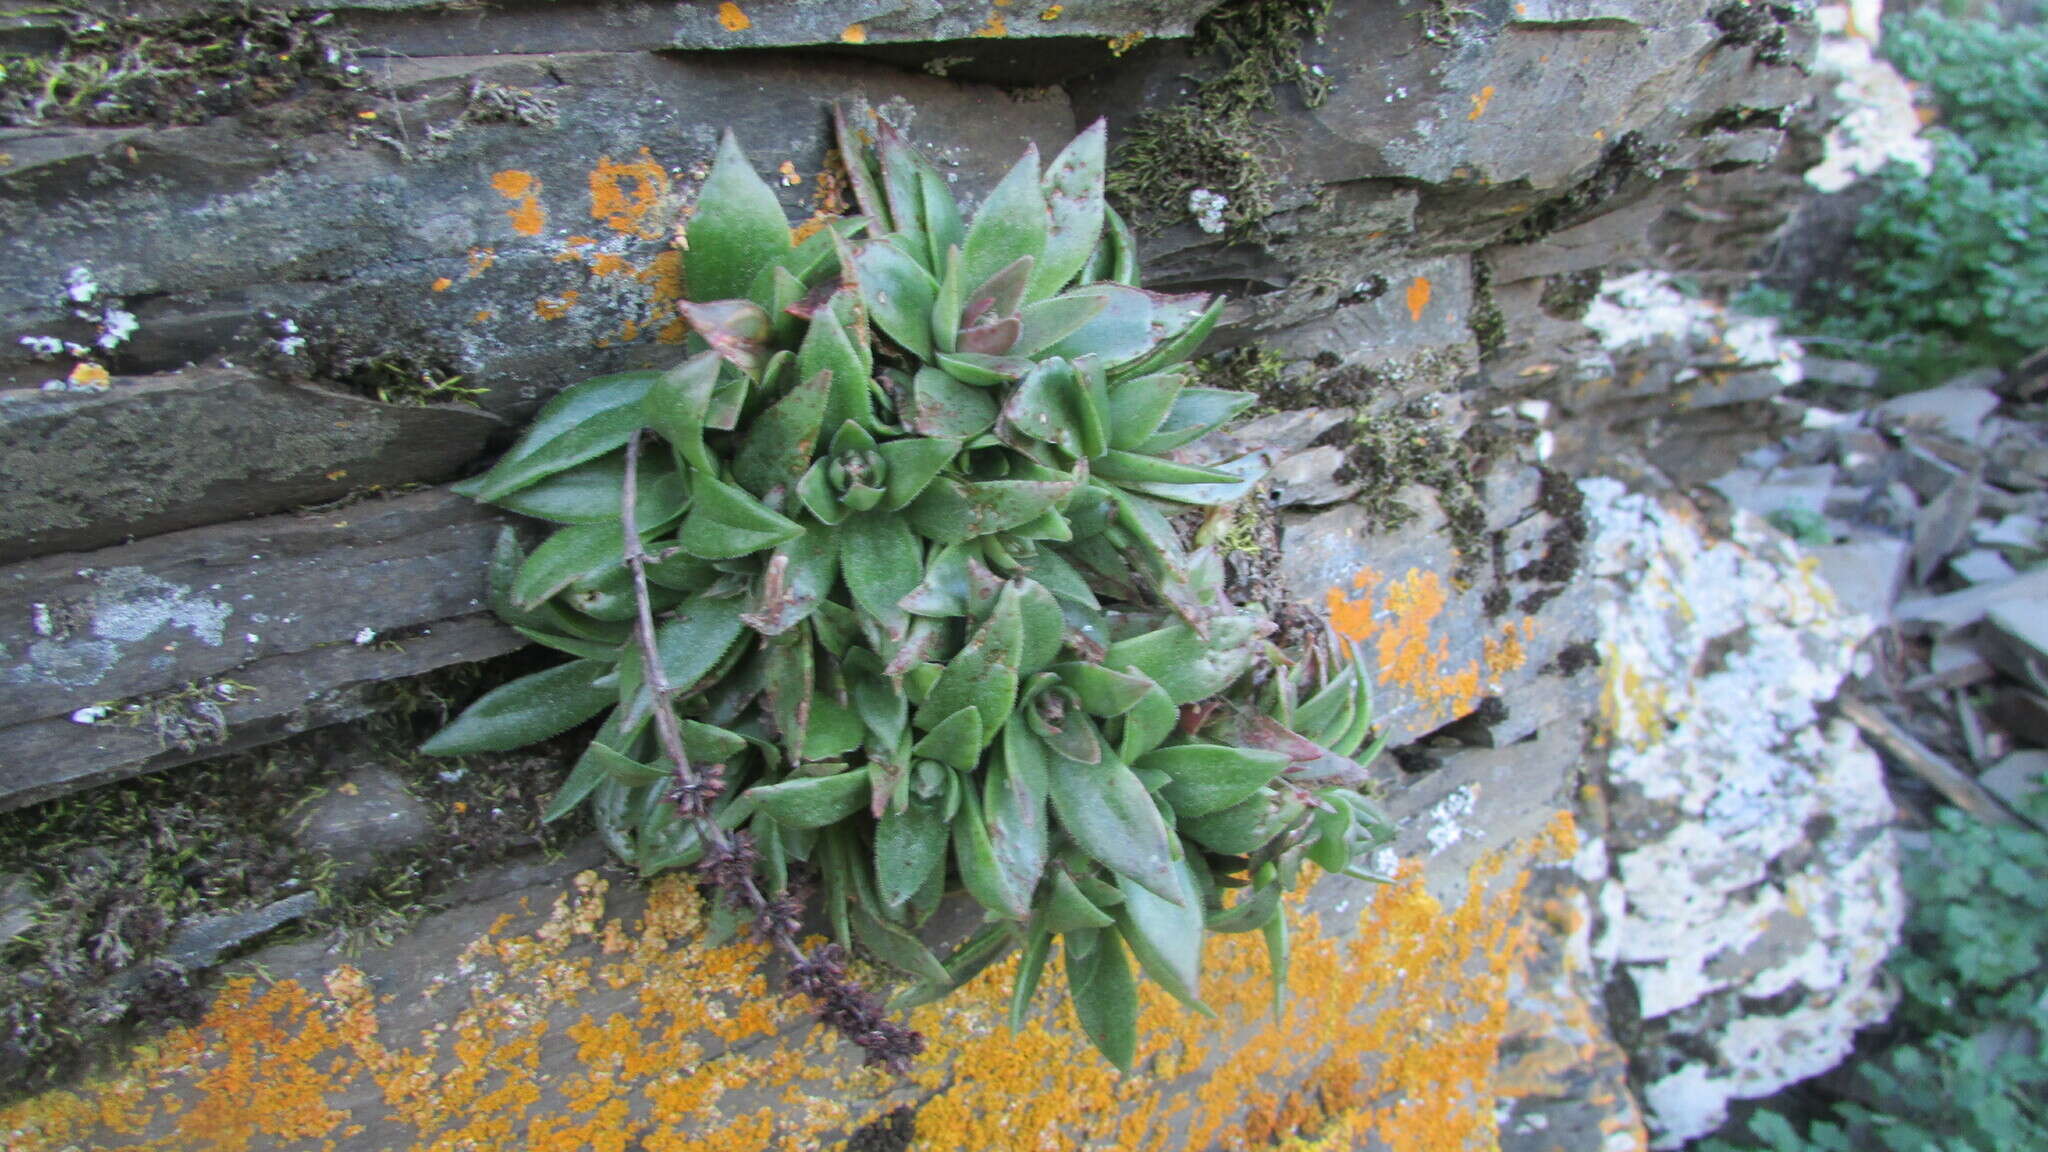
(425, 109), (1394, 1069)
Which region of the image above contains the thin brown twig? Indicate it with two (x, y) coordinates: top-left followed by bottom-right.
(621, 430), (923, 1071)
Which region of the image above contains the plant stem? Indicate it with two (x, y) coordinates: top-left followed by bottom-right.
(620, 431), (923, 1071)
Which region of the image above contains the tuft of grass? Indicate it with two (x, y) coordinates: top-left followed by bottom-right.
(0, 4), (357, 128)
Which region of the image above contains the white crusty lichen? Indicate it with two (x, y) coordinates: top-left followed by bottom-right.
(1579, 478), (1903, 1149)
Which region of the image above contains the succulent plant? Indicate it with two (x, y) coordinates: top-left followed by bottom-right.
(426, 109), (1393, 1070)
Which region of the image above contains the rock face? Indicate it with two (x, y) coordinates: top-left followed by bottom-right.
(1579, 478), (1903, 1147)
(0, 0), (1909, 1146)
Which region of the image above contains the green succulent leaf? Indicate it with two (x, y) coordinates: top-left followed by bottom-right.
(512, 521), (628, 609)
(1107, 373), (1186, 451)
(677, 475), (805, 560)
(799, 289), (875, 434)
(423, 659), (615, 756)
(1042, 867), (1116, 933)
(1131, 388), (1257, 454)
(913, 581), (1023, 738)
(686, 131), (794, 305)
(749, 769), (871, 829)
(1013, 292), (1111, 359)
(1065, 929), (1139, 1072)
(838, 511), (923, 632)
(911, 706), (983, 772)
(937, 351), (1034, 386)
(917, 169), (965, 274)
(1039, 284), (1154, 365)
(849, 897), (950, 984)
(909, 366), (998, 439)
(742, 526), (838, 636)
(961, 146), (1048, 299)
(1031, 119), (1107, 302)
(1105, 616), (1263, 706)
(875, 797), (949, 908)
(1051, 662), (1157, 718)
(458, 372), (658, 502)
(1008, 926), (1055, 1030)
(495, 450), (687, 525)
(733, 369), (833, 497)
(1140, 744), (1291, 819)
(955, 784), (1031, 920)
(908, 475), (1078, 543)
(877, 436), (960, 510)
(1047, 742), (1180, 904)
(984, 745), (1050, 907)
(1115, 854), (1209, 1013)
(854, 236), (939, 359)
(1113, 295), (1224, 382)
(677, 299), (771, 377)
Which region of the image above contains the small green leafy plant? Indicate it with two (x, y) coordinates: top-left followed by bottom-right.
(1771, 8), (2047, 387)
(424, 110), (1394, 1070)
(1702, 780), (2048, 1152)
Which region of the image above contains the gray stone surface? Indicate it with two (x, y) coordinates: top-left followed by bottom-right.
(290, 765), (437, 881)
(0, 365), (504, 560)
(0, 488), (522, 808)
(1, 53), (1073, 420)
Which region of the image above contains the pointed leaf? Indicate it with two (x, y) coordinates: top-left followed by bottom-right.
(907, 476), (1078, 543)
(748, 770), (870, 829)
(423, 659), (614, 755)
(799, 290), (874, 433)
(961, 146), (1048, 299)
(1051, 662), (1156, 718)
(1108, 373), (1185, 451)
(839, 512), (923, 631)
(1008, 927), (1055, 1030)
(854, 236), (938, 359)
(876, 799), (949, 908)
(465, 372), (658, 501)
(899, 541), (974, 617)
(1031, 120), (1107, 301)
(1113, 295), (1224, 382)
(912, 705), (983, 772)
(676, 475), (805, 559)
(918, 168), (965, 272)
(1014, 292), (1110, 358)
(1047, 745), (1180, 903)
(937, 351), (1034, 386)
(877, 436), (959, 510)
(1133, 388), (1257, 453)
(1065, 930), (1138, 1072)
(849, 898), (951, 984)
(1138, 744), (1291, 819)
(910, 366), (998, 439)
(645, 352), (722, 473)
(914, 581), (1023, 738)
(677, 299), (770, 376)
(496, 450), (687, 525)
(1115, 855), (1208, 1012)
(685, 131), (793, 304)
(513, 521), (625, 609)
(968, 255), (1035, 324)
(1042, 868), (1115, 932)
(742, 528), (838, 636)
(1040, 284), (1153, 365)
(955, 785), (1030, 920)
(1105, 616), (1264, 705)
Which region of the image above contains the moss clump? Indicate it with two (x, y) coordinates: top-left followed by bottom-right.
(84, 678), (256, 754)
(1106, 0), (1333, 237)
(0, 5), (358, 128)
(1317, 404), (1496, 582)
(1499, 132), (1662, 245)
(1538, 269), (1604, 321)
(1468, 257), (1507, 359)
(0, 653), (584, 1103)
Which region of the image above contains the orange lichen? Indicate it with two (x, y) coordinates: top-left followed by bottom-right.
(589, 149), (671, 239)
(67, 362), (110, 388)
(1405, 276), (1431, 322)
(491, 170), (546, 236)
(1468, 85), (1496, 121)
(535, 290), (580, 321)
(472, 310), (495, 324)
(0, 810), (1578, 1152)
(716, 2), (750, 31)
(977, 8), (1010, 36)
(431, 277), (453, 292)
(466, 247), (497, 278)
(840, 23), (867, 43)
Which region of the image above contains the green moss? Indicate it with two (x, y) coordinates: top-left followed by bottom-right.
(1469, 257), (1506, 359)
(0, 651), (582, 1103)
(1499, 133), (1660, 245)
(1318, 405), (1497, 583)
(1106, 0), (1333, 237)
(0, 4), (358, 128)
(83, 678), (257, 755)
